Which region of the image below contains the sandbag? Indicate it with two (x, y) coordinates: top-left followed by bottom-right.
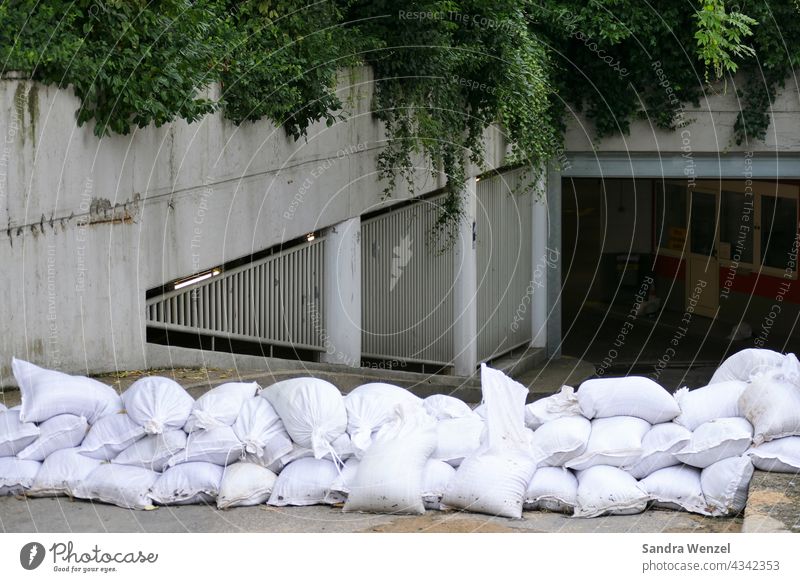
(232, 397), (293, 467)
(641, 465), (709, 514)
(0, 410), (40, 457)
(574, 465), (649, 518)
(122, 376), (194, 434)
(530, 416), (591, 467)
(565, 416), (651, 471)
(423, 394), (477, 421)
(0, 457), (41, 495)
(112, 430), (187, 472)
(624, 423), (691, 479)
(675, 417), (753, 469)
(150, 462), (224, 505)
(261, 377), (347, 459)
(217, 462), (278, 509)
(700, 456), (754, 516)
(267, 458), (340, 506)
(421, 459), (456, 510)
(577, 376), (680, 424)
(325, 458), (360, 504)
(738, 356), (800, 445)
(673, 381), (748, 430)
(0, 402), (6, 411)
(345, 382), (422, 457)
(523, 467), (577, 514)
(344, 404), (436, 515)
(17, 414), (88, 461)
(524, 385), (581, 430)
(28, 447), (103, 497)
(79, 413), (145, 461)
(12, 357), (122, 424)
(73, 464), (159, 510)
(432, 416), (485, 467)
(441, 365), (537, 519)
(184, 382), (258, 432)
(167, 426), (243, 467)
(710, 348), (786, 384)
(746, 437), (800, 473)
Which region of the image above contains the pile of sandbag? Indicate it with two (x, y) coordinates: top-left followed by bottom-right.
(2, 347), (799, 520)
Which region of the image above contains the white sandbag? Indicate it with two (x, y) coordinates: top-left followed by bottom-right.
(565, 416), (651, 471)
(17, 414), (88, 461)
(641, 465), (709, 514)
(624, 423), (691, 479)
(217, 462), (278, 509)
(432, 416), (485, 467)
(28, 448), (103, 497)
(0, 402), (6, 411)
(524, 386), (581, 430)
(441, 365), (537, 519)
(738, 356), (800, 445)
(423, 394), (477, 420)
(232, 397), (293, 467)
(273, 431), (354, 472)
(673, 381), (748, 430)
(184, 382), (258, 432)
(0, 410), (40, 457)
(112, 430), (187, 472)
(421, 459), (456, 510)
(746, 437), (800, 472)
(700, 456), (754, 516)
(523, 467), (577, 513)
(344, 404), (437, 515)
(345, 382), (422, 457)
(267, 457), (340, 506)
(73, 464), (159, 510)
(12, 357), (122, 424)
(577, 376), (680, 424)
(530, 416), (591, 467)
(167, 426), (243, 467)
(574, 465), (649, 518)
(473, 403), (487, 419)
(150, 462), (224, 505)
(710, 348), (786, 384)
(79, 413), (145, 460)
(261, 377), (347, 459)
(0, 457), (41, 495)
(122, 376), (194, 435)
(674, 417), (753, 469)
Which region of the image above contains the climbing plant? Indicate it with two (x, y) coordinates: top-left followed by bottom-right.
(0, 1), (796, 227)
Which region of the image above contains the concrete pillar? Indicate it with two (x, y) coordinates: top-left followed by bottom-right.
(321, 217), (361, 367)
(531, 171), (548, 348)
(453, 178), (478, 376)
(546, 163), (562, 357)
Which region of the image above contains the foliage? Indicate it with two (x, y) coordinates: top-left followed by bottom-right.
(694, 0), (756, 84)
(1, 0), (797, 225)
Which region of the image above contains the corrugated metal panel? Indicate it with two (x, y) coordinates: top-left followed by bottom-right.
(146, 239), (325, 351)
(477, 168), (534, 361)
(361, 195), (455, 365)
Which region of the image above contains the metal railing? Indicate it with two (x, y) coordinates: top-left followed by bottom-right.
(146, 239), (326, 352)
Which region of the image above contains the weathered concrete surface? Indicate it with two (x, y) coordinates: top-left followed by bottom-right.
(743, 471), (800, 533)
(0, 497), (742, 534)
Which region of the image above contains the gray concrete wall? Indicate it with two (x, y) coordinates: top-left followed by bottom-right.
(564, 79), (800, 154)
(0, 68), (510, 383)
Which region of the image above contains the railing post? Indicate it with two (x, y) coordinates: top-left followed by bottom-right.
(546, 163), (562, 357)
(531, 171), (548, 348)
(453, 178), (478, 376)
(321, 217), (362, 367)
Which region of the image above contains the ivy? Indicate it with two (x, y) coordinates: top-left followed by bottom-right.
(1, 0), (797, 227)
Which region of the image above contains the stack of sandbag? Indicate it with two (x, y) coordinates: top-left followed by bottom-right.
(3, 358), (122, 498)
(441, 365), (538, 519)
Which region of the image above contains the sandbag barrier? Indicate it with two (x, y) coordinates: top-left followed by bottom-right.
(2, 349), (800, 518)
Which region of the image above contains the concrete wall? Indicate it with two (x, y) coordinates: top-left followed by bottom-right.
(564, 78), (800, 154)
(0, 68), (510, 383)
